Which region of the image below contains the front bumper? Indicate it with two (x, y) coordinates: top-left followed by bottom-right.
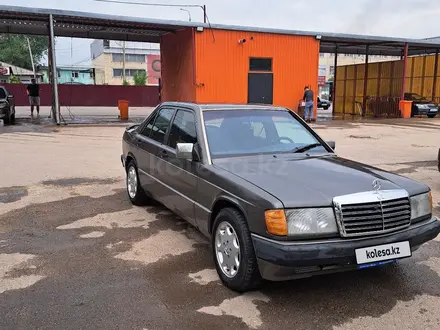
(415, 107), (438, 115)
(252, 217), (440, 281)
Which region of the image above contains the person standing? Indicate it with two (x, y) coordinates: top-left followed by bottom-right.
(27, 78), (40, 117)
(303, 85), (314, 123)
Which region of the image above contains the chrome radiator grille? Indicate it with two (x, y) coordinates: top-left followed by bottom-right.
(333, 190), (411, 237)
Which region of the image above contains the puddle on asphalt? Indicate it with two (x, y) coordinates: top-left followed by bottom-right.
(0, 187), (28, 204)
(42, 177), (119, 187)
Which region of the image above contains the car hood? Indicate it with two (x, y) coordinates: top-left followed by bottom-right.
(413, 100), (437, 106)
(213, 155), (428, 208)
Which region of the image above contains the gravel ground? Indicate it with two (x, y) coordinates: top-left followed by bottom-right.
(0, 116), (439, 330)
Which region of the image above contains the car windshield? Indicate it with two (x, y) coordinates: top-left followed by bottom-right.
(203, 109), (327, 158)
(410, 93), (425, 100)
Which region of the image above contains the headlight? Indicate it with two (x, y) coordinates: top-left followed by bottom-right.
(286, 208), (338, 237)
(417, 104), (428, 109)
(0, 102), (7, 108)
(410, 192), (432, 221)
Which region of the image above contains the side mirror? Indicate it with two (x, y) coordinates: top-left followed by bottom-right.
(176, 143), (194, 160)
(326, 140), (336, 150)
(7, 95), (13, 100)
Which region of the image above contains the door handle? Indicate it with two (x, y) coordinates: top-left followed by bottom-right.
(160, 150), (169, 158)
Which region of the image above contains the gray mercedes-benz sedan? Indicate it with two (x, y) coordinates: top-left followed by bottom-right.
(121, 102), (440, 292)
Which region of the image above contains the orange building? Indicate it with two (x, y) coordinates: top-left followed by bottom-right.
(161, 27), (320, 118)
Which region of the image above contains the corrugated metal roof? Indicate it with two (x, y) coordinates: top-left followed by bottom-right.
(1, 5), (440, 56)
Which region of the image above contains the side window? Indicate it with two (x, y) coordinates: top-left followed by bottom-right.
(150, 107), (175, 143)
(139, 112), (158, 137)
(167, 110), (197, 149)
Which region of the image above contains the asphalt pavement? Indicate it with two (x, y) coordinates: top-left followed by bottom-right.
(0, 117), (439, 329)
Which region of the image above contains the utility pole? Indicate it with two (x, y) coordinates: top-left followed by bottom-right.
(26, 37), (36, 79)
(122, 40), (126, 83)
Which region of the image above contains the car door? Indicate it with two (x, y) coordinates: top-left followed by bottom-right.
(154, 108), (199, 226)
(134, 106), (175, 199)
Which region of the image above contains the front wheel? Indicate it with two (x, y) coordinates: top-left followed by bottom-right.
(10, 112), (15, 125)
(3, 113), (10, 125)
(126, 160), (148, 206)
(427, 113), (437, 118)
(212, 208), (262, 292)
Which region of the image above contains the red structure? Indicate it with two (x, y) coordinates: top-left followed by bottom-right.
(3, 84), (159, 107)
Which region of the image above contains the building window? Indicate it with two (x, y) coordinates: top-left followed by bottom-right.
(89, 71), (94, 79)
(113, 69), (123, 77)
(329, 66), (335, 76)
(319, 53), (325, 57)
(113, 68), (146, 77)
(249, 58), (272, 71)
(112, 53), (146, 63)
(57, 71), (60, 78)
(72, 71), (79, 78)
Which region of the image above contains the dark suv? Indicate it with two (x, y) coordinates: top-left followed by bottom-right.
(0, 86), (16, 125)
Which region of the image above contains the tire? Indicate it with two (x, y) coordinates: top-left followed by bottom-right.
(126, 160), (149, 206)
(212, 207), (262, 292)
(427, 114), (437, 118)
(3, 112), (10, 125)
(10, 112), (15, 125)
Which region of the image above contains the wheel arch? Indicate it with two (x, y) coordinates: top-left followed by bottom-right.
(209, 196), (248, 235)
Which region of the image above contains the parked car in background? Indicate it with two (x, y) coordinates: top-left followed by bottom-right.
(317, 96), (331, 110)
(404, 93), (438, 118)
(0, 85), (15, 125)
(121, 102), (440, 292)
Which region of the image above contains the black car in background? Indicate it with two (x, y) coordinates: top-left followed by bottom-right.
(317, 96), (331, 110)
(404, 93), (438, 118)
(0, 86), (15, 125)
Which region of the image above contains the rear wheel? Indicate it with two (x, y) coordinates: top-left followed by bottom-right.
(126, 160), (148, 206)
(3, 112), (10, 125)
(427, 113), (437, 118)
(212, 208), (262, 292)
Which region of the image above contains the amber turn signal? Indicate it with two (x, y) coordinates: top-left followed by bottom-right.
(265, 210), (288, 236)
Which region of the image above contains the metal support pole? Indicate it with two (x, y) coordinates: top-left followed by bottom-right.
(333, 46), (338, 106)
(432, 49), (439, 101)
(122, 40), (126, 83)
(203, 5), (207, 23)
(49, 14), (60, 125)
(362, 45), (369, 117)
(400, 43), (409, 101)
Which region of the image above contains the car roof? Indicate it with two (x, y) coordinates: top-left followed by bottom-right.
(160, 102), (287, 112)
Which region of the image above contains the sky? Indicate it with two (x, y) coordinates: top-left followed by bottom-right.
(5, 0), (440, 66)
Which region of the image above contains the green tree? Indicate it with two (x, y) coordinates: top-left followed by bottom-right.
(133, 70), (147, 86)
(122, 79), (130, 86)
(8, 75), (21, 84)
(0, 35), (48, 70)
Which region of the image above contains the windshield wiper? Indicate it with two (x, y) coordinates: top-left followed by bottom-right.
(292, 143), (322, 153)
